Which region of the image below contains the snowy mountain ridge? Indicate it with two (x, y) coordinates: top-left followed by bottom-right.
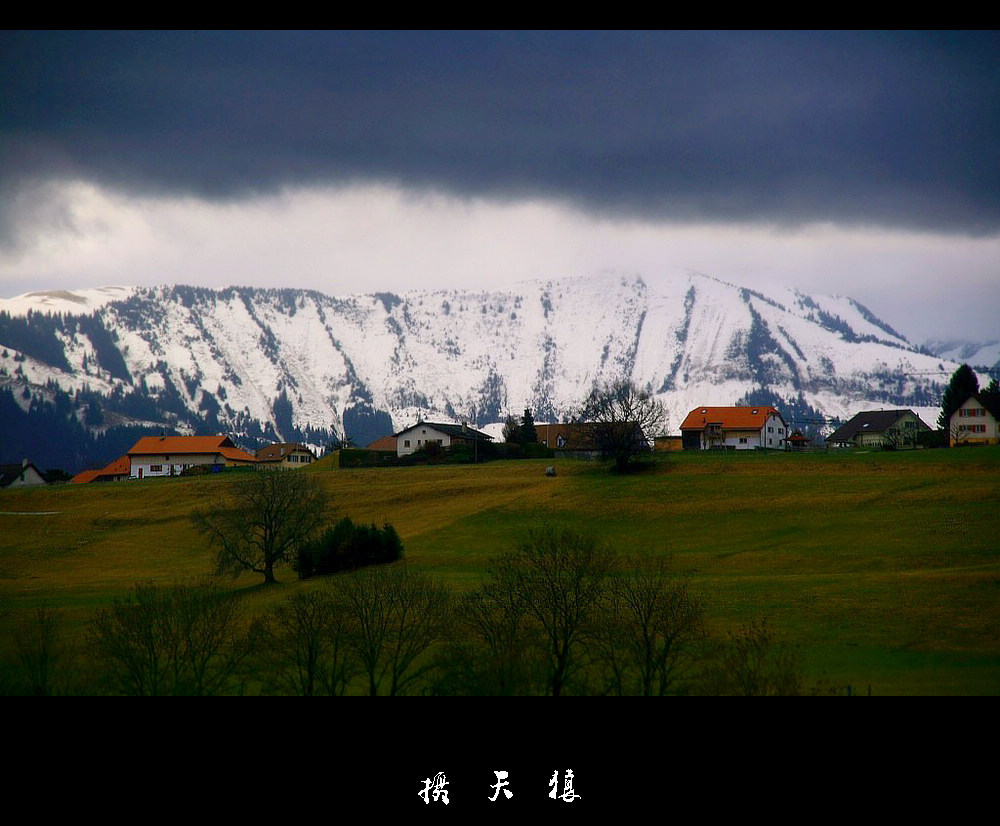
(0, 269), (974, 462)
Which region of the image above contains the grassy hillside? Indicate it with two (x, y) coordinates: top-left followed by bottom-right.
(2, 446), (998, 694)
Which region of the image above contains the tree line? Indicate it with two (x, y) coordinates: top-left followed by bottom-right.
(1, 526), (812, 697)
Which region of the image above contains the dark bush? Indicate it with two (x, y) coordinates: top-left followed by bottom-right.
(296, 517), (404, 578)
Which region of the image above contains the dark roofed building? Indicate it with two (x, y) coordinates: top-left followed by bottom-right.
(826, 409), (930, 449)
(393, 421), (493, 457)
(0, 460), (48, 488)
(254, 442), (317, 468)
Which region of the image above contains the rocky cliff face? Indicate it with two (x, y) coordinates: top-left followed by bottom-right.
(0, 270), (959, 467)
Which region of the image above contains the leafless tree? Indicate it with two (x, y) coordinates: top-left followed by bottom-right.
(494, 526), (616, 696)
(439, 577), (545, 696)
(89, 582), (254, 696)
(581, 379), (668, 471)
(336, 564), (451, 696)
(699, 617), (803, 696)
(12, 604), (64, 696)
(255, 589), (358, 696)
(591, 556), (706, 696)
(192, 468), (328, 584)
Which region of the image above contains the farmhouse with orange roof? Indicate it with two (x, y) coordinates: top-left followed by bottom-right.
(679, 406), (788, 450)
(126, 435), (257, 479)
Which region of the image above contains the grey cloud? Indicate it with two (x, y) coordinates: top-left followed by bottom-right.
(2, 30), (999, 240)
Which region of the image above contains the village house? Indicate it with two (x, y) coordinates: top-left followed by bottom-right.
(654, 434), (684, 452)
(71, 455), (131, 484)
(826, 409), (930, 449)
(254, 442), (317, 468)
(127, 435), (258, 479)
(0, 459), (48, 488)
(365, 434), (399, 452)
(394, 421), (493, 457)
(535, 422), (601, 457)
(679, 406), (788, 450)
(949, 393), (1000, 446)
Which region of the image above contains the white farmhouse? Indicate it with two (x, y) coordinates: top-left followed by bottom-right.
(679, 406), (788, 450)
(127, 435), (258, 479)
(950, 393), (1000, 446)
(394, 421), (493, 457)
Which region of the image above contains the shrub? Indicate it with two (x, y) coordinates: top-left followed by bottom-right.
(296, 517), (404, 578)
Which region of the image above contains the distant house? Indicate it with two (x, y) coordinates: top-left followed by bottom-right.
(0, 459), (48, 488)
(679, 406), (788, 450)
(127, 435), (258, 479)
(71, 455), (131, 484)
(535, 423), (601, 457)
(949, 393), (1000, 447)
(826, 409), (930, 449)
(654, 435), (684, 452)
(786, 430), (812, 450)
(365, 434), (398, 452)
(394, 421), (493, 457)
(254, 442), (317, 468)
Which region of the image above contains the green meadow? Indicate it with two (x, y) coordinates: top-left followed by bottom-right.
(2, 445), (998, 695)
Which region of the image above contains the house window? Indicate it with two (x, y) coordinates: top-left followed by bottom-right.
(768, 426), (774, 433)
(404, 440), (410, 447)
(778, 428), (784, 434)
(739, 437), (748, 444)
(150, 465), (162, 473)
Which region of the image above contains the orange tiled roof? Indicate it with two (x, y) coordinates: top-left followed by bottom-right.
(679, 406), (783, 431)
(71, 454), (131, 483)
(219, 447), (259, 463)
(366, 435), (398, 451)
(128, 435), (238, 456)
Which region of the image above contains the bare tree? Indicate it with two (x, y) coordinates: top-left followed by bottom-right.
(700, 617), (803, 696)
(336, 564), (451, 696)
(12, 604), (64, 696)
(494, 527), (616, 696)
(191, 468), (328, 584)
(581, 379), (668, 472)
(591, 556), (706, 696)
(439, 578), (544, 696)
(255, 589), (358, 696)
(90, 582), (254, 696)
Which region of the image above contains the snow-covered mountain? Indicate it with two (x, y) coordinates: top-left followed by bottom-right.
(0, 269), (977, 468)
(923, 338), (1000, 372)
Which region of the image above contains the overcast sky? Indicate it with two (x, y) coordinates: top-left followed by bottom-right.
(1, 30), (997, 343)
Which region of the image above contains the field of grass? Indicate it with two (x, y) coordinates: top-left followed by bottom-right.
(2, 445), (998, 694)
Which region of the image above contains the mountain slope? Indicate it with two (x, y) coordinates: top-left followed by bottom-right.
(0, 270), (968, 468)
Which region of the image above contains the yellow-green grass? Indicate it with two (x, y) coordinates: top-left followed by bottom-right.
(1, 446), (998, 694)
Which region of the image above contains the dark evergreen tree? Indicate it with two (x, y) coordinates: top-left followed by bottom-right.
(502, 413), (521, 444)
(938, 364), (980, 429)
(520, 408), (538, 444)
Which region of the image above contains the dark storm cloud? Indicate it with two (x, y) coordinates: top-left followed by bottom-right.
(3, 30), (999, 237)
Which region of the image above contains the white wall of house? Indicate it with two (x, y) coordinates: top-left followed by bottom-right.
(762, 413), (787, 450)
(701, 428), (761, 449)
(698, 414), (787, 450)
(396, 425), (452, 456)
(130, 453), (222, 479)
(950, 399), (1000, 446)
(4, 463), (47, 487)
